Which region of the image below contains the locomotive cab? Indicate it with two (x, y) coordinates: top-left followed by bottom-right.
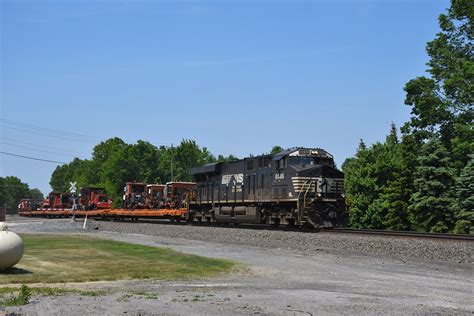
(273, 148), (346, 227)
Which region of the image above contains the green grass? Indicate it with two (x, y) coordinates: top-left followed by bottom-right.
(0, 285), (106, 306)
(0, 234), (235, 284)
(0, 286), (69, 296)
(0, 285), (31, 306)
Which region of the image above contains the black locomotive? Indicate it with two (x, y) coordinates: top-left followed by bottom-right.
(189, 147), (347, 228)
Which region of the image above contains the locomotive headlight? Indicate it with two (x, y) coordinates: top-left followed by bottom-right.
(317, 193), (322, 198)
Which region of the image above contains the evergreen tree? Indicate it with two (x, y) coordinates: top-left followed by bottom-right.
(382, 133), (417, 230)
(452, 155), (474, 234)
(357, 139), (367, 151)
(408, 138), (456, 232)
(343, 130), (400, 229)
(342, 139), (374, 228)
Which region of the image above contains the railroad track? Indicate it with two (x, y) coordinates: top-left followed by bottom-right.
(17, 213), (474, 241)
(106, 218), (474, 240)
(323, 228), (474, 241)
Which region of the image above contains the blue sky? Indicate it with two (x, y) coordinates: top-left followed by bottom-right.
(1, 0), (449, 196)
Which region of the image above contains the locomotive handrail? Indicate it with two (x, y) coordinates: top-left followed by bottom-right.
(303, 180), (314, 209)
(297, 179), (313, 214)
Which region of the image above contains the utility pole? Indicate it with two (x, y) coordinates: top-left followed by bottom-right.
(170, 143), (174, 182)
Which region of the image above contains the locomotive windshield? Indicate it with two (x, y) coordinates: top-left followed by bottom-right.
(289, 157), (314, 166)
(289, 156), (334, 167)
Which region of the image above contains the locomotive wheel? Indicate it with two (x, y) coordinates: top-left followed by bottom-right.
(287, 218), (296, 228)
(313, 202), (344, 228)
(272, 218), (280, 227)
(307, 210), (321, 228)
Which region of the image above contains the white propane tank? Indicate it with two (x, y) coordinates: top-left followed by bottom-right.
(0, 222), (24, 269)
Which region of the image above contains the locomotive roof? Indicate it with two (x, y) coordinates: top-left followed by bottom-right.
(189, 147), (333, 176)
(189, 162), (222, 176)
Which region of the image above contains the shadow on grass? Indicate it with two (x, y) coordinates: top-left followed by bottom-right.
(0, 267), (32, 275)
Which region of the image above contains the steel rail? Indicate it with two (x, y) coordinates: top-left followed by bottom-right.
(323, 228), (474, 241)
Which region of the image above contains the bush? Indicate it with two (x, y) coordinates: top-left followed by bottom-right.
(453, 220), (472, 235)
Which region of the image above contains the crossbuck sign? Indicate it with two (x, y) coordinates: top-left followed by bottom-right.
(69, 182), (77, 194)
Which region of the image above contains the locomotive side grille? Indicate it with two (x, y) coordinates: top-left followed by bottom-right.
(292, 177), (313, 192)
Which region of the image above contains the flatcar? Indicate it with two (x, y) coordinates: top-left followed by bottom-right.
(189, 147), (347, 228)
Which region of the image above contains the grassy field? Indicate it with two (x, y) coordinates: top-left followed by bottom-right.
(0, 234), (235, 284)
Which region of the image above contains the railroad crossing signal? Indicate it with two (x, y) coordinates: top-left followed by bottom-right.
(69, 182), (77, 194)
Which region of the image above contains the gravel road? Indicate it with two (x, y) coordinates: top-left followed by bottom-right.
(2, 216), (473, 315)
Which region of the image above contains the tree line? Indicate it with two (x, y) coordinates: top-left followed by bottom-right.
(342, 0), (473, 234)
(0, 177), (44, 213)
(49, 139), (238, 207)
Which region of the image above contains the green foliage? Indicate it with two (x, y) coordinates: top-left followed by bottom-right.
(342, 126), (403, 229)
(0, 176), (43, 213)
(0, 285), (31, 306)
(49, 138), (236, 205)
(453, 220), (472, 235)
(408, 139), (456, 233)
(403, 0), (473, 140)
(343, 1), (473, 233)
(271, 146), (284, 154)
(0, 287), (104, 298)
(402, 0), (473, 174)
(452, 155), (474, 232)
(216, 154), (239, 163)
(381, 133), (416, 230)
(50, 158), (90, 192)
(28, 188), (44, 200)
(171, 140), (216, 182)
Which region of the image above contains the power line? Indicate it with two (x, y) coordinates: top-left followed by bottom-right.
(0, 151), (66, 164)
(1, 118), (178, 148)
(0, 118), (102, 141)
(0, 142), (89, 159)
(0, 137), (89, 157)
(0, 124), (98, 143)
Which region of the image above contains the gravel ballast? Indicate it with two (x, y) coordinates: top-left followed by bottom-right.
(10, 216), (473, 264)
